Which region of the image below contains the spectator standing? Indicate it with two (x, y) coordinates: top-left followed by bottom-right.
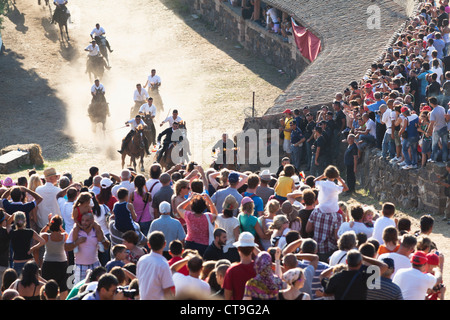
(9, 261), (46, 300)
(170, 253), (211, 298)
(427, 97), (448, 162)
(343, 134), (358, 194)
(1, 185), (43, 229)
(35, 168), (62, 231)
(136, 231), (174, 300)
(366, 257), (403, 300)
(39, 215), (69, 300)
(242, 173), (264, 217)
(372, 202), (396, 245)
(393, 251), (442, 300)
(111, 169), (135, 199)
(151, 173), (174, 219)
(378, 234), (417, 279)
(0, 209), (12, 290)
(149, 201), (186, 260)
(211, 172), (247, 214)
(255, 170), (274, 207)
(223, 232), (258, 300)
(215, 195), (240, 263)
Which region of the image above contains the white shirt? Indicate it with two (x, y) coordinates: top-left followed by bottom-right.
(378, 252), (412, 279)
(91, 83), (105, 94)
(393, 267), (437, 300)
(95, 204), (111, 236)
(172, 272), (211, 297)
(329, 249), (351, 267)
(134, 88), (149, 102)
(90, 27), (106, 38)
(36, 183), (62, 229)
(381, 108), (392, 134)
(365, 118), (377, 138)
(127, 118), (147, 130)
(136, 252), (174, 300)
(85, 44), (100, 56)
(267, 8), (279, 23)
(147, 75), (161, 89)
(89, 185), (101, 196)
(162, 115), (182, 127)
(58, 198), (75, 235)
(337, 221), (373, 238)
(215, 214), (240, 253)
(372, 216), (396, 244)
(315, 180), (343, 213)
(138, 103), (156, 117)
(111, 180), (135, 198)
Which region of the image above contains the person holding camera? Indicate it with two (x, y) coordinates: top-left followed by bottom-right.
(82, 273), (126, 300)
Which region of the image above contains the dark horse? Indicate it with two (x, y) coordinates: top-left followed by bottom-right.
(95, 36), (110, 67)
(53, 4), (70, 41)
(142, 114), (156, 147)
(156, 121), (190, 170)
(88, 89), (110, 132)
(86, 54), (107, 81)
(121, 125), (146, 172)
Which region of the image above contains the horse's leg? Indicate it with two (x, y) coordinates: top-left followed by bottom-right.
(121, 153), (126, 169)
(65, 23), (69, 41)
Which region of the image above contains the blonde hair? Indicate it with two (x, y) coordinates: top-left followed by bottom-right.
(174, 179), (190, 196)
(28, 174), (42, 192)
(14, 211), (26, 228)
(265, 199), (280, 216)
(219, 168), (230, 186)
(269, 215), (289, 230)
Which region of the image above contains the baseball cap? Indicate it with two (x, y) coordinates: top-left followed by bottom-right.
(228, 172), (239, 183)
(159, 201), (171, 214)
(364, 83), (373, 88)
(381, 257), (395, 270)
(100, 178), (113, 189)
(426, 253), (439, 266)
(401, 106), (409, 113)
(411, 251), (428, 265)
(283, 109), (292, 114)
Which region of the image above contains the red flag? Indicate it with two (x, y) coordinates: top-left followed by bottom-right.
(291, 18), (321, 62)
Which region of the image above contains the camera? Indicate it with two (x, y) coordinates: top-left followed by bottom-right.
(116, 286), (138, 299)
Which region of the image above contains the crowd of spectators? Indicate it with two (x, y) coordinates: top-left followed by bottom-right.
(0, 154), (445, 300)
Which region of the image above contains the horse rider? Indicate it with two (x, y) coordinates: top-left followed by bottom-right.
(212, 133), (237, 169)
(51, 0), (68, 24)
(118, 115), (150, 156)
(91, 79), (105, 98)
(133, 83), (149, 110)
(144, 69), (161, 92)
(85, 39), (102, 67)
(156, 121), (182, 162)
(90, 23), (113, 53)
(160, 109), (182, 127)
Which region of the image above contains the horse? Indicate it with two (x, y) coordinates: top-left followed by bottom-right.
(53, 4), (70, 41)
(88, 89), (110, 132)
(156, 121), (190, 170)
(86, 54), (107, 81)
(121, 125), (145, 172)
(142, 114), (156, 147)
(95, 35), (110, 67)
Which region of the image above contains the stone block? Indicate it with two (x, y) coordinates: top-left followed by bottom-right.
(0, 150), (30, 173)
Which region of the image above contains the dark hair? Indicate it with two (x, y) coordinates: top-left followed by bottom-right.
(356, 232), (368, 247)
(150, 164), (162, 179)
(237, 246), (254, 257)
(148, 231), (165, 251)
(350, 205), (365, 221)
(283, 164), (295, 177)
(90, 191), (102, 218)
(367, 238), (380, 253)
(123, 263), (136, 276)
(112, 244), (127, 257)
(110, 267), (126, 285)
(191, 179), (204, 194)
(123, 230), (139, 245)
(213, 228), (226, 239)
(187, 255), (204, 273)
(89, 266), (107, 282)
(97, 186), (113, 206)
(191, 195), (207, 214)
(42, 280), (59, 299)
(20, 261), (40, 287)
(97, 274), (119, 292)
(359, 243), (376, 258)
(117, 188), (129, 201)
(49, 215), (63, 232)
(304, 176), (315, 188)
(301, 238), (317, 254)
(1, 268), (18, 291)
(397, 217), (411, 233)
(89, 166), (99, 177)
(169, 240), (184, 256)
(382, 226), (399, 244)
(10, 186), (22, 203)
(346, 250), (362, 268)
(420, 215), (434, 233)
(324, 165), (340, 179)
(134, 175), (146, 198)
(302, 189), (316, 206)
(401, 234), (418, 250)
(247, 174), (260, 189)
(285, 230), (300, 245)
(382, 202), (395, 218)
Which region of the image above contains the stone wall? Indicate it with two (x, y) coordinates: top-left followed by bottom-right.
(179, 0), (309, 78)
(358, 148), (448, 215)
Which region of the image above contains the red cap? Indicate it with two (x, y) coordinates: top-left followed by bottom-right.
(411, 251), (428, 265)
(283, 109), (292, 114)
(364, 83), (373, 88)
(421, 105), (432, 112)
(426, 253), (439, 266)
(401, 106), (409, 113)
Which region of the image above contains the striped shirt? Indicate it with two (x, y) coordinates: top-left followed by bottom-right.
(366, 277), (404, 300)
(298, 260), (330, 300)
(307, 207), (343, 254)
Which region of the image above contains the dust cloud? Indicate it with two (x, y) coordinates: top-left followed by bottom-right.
(53, 0), (210, 164)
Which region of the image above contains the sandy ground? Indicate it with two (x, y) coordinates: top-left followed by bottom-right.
(1, 0), (450, 299)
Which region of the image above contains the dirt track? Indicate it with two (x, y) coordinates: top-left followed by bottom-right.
(0, 0), (292, 171)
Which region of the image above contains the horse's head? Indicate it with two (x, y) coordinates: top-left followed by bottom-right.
(178, 120), (186, 130)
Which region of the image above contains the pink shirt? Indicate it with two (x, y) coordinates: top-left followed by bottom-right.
(68, 227), (99, 265)
(184, 211), (211, 245)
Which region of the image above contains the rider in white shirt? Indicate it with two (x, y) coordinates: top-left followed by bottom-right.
(91, 80), (105, 96)
(160, 109), (182, 127)
(85, 40), (100, 57)
(144, 69), (161, 91)
(118, 115), (150, 155)
(134, 84), (149, 105)
(139, 98), (157, 118)
(90, 23), (113, 53)
(51, 0), (68, 24)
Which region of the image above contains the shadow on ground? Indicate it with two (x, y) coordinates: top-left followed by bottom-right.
(0, 48), (74, 162)
(159, 0), (293, 91)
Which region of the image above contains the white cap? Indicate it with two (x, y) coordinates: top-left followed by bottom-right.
(159, 201), (171, 214)
(100, 178), (113, 189)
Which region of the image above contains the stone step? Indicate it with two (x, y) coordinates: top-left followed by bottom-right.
(0, 150), (30, 174)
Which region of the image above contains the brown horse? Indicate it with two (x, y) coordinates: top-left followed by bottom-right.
(121, 126), (145, 172)
(142, 114), (156, 146)
(156, 121), (189, 170)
